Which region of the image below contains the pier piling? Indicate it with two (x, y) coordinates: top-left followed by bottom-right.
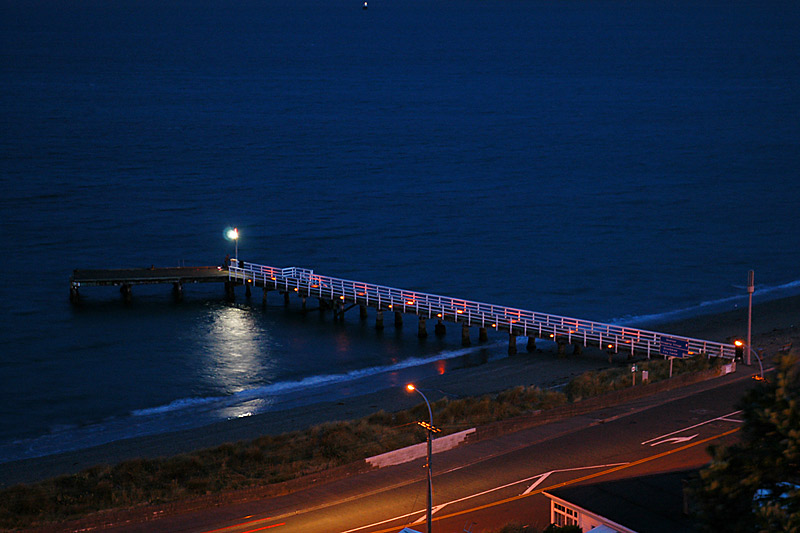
(462, 324), (471, 346)
(527, 337), (536, 353)
(556, 337), (568, 357)
(418, 317), (428, 338)
(120, 284), (132, 303)
(172, 282), (183, 302)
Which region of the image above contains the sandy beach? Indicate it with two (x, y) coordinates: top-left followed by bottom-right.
(1, 294), (797, 488)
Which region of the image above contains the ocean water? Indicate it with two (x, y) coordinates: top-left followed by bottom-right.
(1, 0), (799, 465)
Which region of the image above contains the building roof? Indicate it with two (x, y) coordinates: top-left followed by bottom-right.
(546, 469), (699, 533)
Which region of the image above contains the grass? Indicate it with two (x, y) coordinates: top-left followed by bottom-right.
(0, 354), (723, 530)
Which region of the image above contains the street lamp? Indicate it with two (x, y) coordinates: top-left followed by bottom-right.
(407, 383), (439, 533)
(226, 227), (239, 262)
(746, 270), (754, 366)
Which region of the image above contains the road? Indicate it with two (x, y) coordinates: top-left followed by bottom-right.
(110, 370), (758, 533)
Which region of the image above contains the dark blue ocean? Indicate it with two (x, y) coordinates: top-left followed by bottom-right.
(1, 0), (799, 465)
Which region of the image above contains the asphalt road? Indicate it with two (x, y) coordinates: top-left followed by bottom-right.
(108, 369), (760, 533)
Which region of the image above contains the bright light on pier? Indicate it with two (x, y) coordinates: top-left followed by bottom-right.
(226, 228), (239, 241)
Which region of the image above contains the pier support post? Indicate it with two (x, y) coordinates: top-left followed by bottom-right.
(418, 317), (427, 338)
(172, 282), (183, 302)
(245, 282), (252, 298)
(338, 301), (346, 322)
(283, 292), (290, 306)
(263, 288), (269, 306)
(301, 296), (307, 313)
(120, 284), (132, 304)
(360, 305), (368, 320)
(556, 337), (568, 357)
(573, 343), (583, 356)
(508, 334), (517, 355)
(435, 319), (446, 337)
(479, 327), (488, 342)
(224, 281), (235, 301)
(462, 324), (471, 346)
(394, 312), (403, 328)
(69, 286), (80, 304)
(527, 337), (537, 353)
(376, 310), (384, 331)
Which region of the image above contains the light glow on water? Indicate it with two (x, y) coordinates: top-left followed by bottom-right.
(203, 306), (274, 395)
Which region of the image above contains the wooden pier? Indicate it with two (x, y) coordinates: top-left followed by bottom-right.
(70, 266), (229, 303)
(69, 260), (737, 360)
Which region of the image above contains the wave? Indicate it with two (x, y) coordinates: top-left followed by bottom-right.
(612, 279), (800, 327)
(132, 343), (501, 418)
(0, 344), (500, 464)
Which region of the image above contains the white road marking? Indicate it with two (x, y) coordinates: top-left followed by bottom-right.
(648, 433), (699, 447)
(410, 504), (449, 524)
(522, 463), (627, 494)
(523, 472), (551, 494)
(341, 462), (627, 533)
(641, 410), (742, 446)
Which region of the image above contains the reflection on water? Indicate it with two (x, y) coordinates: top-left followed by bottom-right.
(203, 306), (275, 396)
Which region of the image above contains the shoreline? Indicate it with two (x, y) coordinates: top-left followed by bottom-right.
(1, 294), (797, 488)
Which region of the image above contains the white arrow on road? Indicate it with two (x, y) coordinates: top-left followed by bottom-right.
(649, 433), (699, 447)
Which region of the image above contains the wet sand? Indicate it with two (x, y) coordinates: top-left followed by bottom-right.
(1, 294), (797, 488)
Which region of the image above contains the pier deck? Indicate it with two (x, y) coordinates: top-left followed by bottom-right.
(229, 261), (738, 360)
(69, 266), (228, 303)
(68, 261), (737, 360)
(71, 266), (228, 287)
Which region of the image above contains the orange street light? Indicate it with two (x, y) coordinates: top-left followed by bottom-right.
(407, 383), (434, 533)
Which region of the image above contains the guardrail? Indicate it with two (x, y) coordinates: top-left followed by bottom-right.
(229, 261), (736, 360)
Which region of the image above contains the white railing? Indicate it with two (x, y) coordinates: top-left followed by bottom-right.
(229, 262), (736, 359)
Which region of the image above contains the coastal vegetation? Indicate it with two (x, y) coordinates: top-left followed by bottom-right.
(691, 354), (799, 532)
(0, 354), (721, 530)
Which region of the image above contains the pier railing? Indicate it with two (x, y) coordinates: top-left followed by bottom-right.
(229, 261), (736, 360)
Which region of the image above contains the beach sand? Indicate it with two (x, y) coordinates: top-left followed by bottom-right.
(1, 294), (797, 488)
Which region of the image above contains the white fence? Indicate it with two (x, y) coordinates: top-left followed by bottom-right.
(229, 262), (736, 359)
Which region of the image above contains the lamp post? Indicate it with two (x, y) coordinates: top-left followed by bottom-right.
(226, 227), (239, 262)
(746, 270), (754, 366)
(406, 383), (436, 533)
